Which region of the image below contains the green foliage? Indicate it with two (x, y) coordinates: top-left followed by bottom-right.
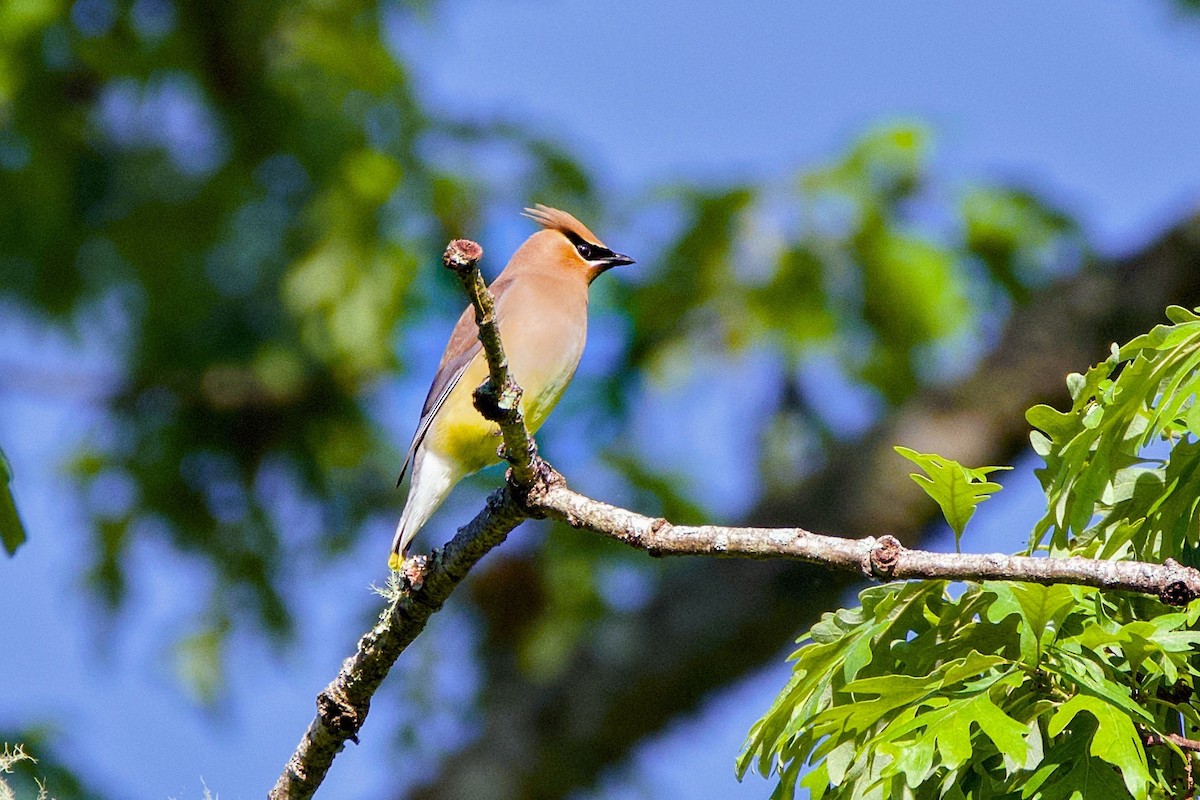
(961, 186), (1075, 301)
(740, 579), (1197, 799)
(618, 124), (1077, 413)
(1028, 305), (1200, 562)
(894, 447), (1010, 550)
(173, 618), (231, 706)
(0, 446), (26, 556)
(743, 307), (1200, 798)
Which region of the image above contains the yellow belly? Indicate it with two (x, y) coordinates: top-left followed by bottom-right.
(427, 402), (499, 475)
(425, 272), (587, 475)
(425, 362), (573, 475)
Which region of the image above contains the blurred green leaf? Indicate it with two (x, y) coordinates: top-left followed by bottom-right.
(0, 446), (26, 556)
(962, 186), (1077, 299)
(172, 620), (230, 707)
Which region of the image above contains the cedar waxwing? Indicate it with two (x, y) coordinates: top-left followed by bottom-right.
(390, 205), (634, 568)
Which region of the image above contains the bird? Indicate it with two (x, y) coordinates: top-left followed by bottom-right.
(390, 205), (634, 569)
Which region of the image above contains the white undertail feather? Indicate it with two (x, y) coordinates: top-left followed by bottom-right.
(391, 449), (460, 559)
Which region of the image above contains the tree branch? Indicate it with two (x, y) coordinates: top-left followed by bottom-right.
(1145, 733), (1200, 754)
(272, 233), (1200, 799)
(269, 239), (540, 800)
(268, 486), (528, 800)
(531, 479), (1200, 603)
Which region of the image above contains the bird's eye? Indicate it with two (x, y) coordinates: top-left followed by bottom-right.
(575, 242), (595, 260)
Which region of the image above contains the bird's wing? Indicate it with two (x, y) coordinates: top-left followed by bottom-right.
(397, 274), (515, 486)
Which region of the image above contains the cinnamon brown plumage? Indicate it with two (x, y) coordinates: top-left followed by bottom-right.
(390, 205), (633, 567)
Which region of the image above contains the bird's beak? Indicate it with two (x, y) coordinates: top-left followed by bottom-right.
(599, 252), (635, 270)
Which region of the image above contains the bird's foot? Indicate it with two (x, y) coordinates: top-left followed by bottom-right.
(387, 550), (429, 591)
(399, 553), (429, 590)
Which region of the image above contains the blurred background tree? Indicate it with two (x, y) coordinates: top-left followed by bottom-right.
(2, 1), (1200, 798)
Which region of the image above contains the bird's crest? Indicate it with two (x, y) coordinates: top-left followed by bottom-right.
(522, 204), (604, 247)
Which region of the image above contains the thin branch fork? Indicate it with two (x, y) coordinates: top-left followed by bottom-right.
(1144, 732), (1199, 800)
(1145, 732), (1200, 753)
(269, 238), (1200, 800)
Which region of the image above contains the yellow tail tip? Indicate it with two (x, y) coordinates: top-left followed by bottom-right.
(387, 551), (403, 572)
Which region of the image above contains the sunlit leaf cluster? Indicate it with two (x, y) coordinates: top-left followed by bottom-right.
(741, 579), (1200, 799)
(1029, 305), (1200, 563)
(742, 308), (1200, 797)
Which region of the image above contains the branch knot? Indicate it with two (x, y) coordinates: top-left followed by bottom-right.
(442, 239), (483, 273)
(399, 553), (429, 592)
(511, 458), (562, 519)
(317, 689), (364, 744)
(867, 535), (903, 579)
(1157, 558), (1200, 606)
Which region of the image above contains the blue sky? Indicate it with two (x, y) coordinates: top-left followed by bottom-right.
(397, 0), (1200, 252)
(3, 2), (1200, 798)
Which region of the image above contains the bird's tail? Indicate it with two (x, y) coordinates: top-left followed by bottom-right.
(389, 450), (457, 571)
